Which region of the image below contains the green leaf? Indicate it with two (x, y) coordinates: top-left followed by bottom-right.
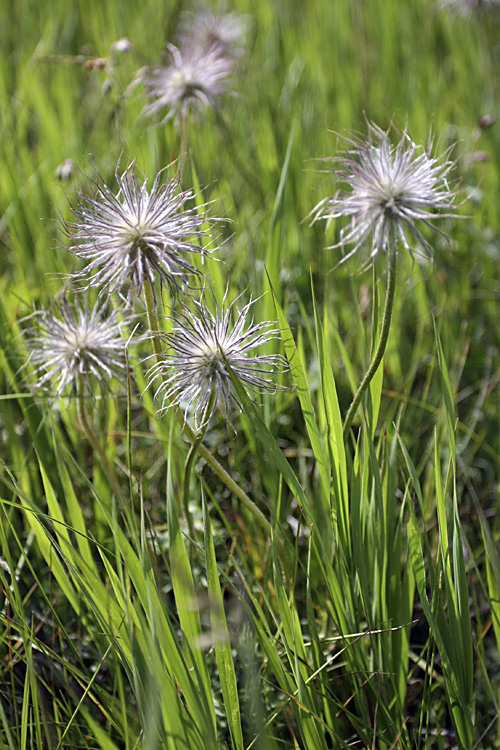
(313, 290), (349, 551)
(223, 353), (310, 518)
(166, 427), (217, 741)
(273, 290), (331, 535)
(203, 492), (244, 750)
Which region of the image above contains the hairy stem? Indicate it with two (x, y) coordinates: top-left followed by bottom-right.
(342, 242), (397, 439)
(144, 279), (163, 360)
(182, 393), (215, 540)
(76, 376), (124, 502)
(180, 111), (189, 171)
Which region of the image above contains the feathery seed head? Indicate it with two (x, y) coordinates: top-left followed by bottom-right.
(311, 122), (457, 264)
(25, 298), (134, 399)
(438, 0), (500, 16)
(66, 162), (221, 300)
(143, 43), (234, 124)
(146, 295), (287, 428)
(178, 6), (248, 57)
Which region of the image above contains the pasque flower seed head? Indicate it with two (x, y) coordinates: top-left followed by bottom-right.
(66, 162), (221, 300)
(143, 43), (234, 124)
(438, 0), (500, 16)
(311, 122), (457, 265)
(146, 295), (287, 428)
(178, 6), (248, 57)
(25, 298), (134, 398)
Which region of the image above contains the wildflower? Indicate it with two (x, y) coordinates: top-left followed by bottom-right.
(66, 162), (220, 299)
(146, 295), (286, 428)
(143, 43), (234, 124)
(311, 122), (456, 264)
(25, 298), (134, 398)
(438, 0), (500, 16)
(178, 6), (248, 57)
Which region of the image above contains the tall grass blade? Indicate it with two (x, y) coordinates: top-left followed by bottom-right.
(203, 492), (244, 750)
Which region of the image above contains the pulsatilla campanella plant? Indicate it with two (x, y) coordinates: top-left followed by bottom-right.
(311, 122), (457, 265)
(438, 0), (500, 17)
(143, 43), (235, 124)
(146, 295), (287, 428)
(313, 122), (459, 436)
(177, 6), (248, 58)
(25, 298), (134, 398)
(66, 163), (221, 301)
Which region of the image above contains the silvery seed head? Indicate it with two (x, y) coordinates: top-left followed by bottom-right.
(25, 298), (134, 399)
(143, 43), (234, 124)
(178, 6), (248, 57)
(146, 295), (287, 428)
(311, 122), (457, 265)
(66, 162), (220, 300)
(438, 0), (500, 16)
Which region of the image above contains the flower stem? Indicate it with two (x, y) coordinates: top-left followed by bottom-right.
(76, 376), (124, 502)
(180, 112), (188, 164)
(342, 242), (397, 439)
(144, 279), (163, 359)
(182, 393), (215, 539)
(143, 279), (282, 556)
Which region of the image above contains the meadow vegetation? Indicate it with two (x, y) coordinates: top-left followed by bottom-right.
(1, 0), (500, 747)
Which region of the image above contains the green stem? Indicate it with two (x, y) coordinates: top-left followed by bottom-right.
(179, 110), (189, 178)
(143, 280), (281, 553)
(182, 393), (215, 540)
(342, 242), (397, 440)
(76, 377), (124, 502)
(144, 279), (163, 360)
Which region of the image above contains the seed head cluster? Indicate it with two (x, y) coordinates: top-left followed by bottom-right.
(147, 296), (287, 428)
(67, 163), (218, 299)
(27, 0), (459, 434)
(311, 122), (456, 264)
(26, 299), (133, 398)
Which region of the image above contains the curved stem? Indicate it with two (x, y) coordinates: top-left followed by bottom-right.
(342, 242), (397, 440)
(182, 434), (203, 541)
(76, 377), (124, 502)
(143, 280), (282, 554)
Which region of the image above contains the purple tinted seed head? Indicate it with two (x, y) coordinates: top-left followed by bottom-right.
(25, 297), (134, 399)
(311, 122), (457, 266)
(143, 43), (234, 125)
(65, 161), (222, 301)
(146, 294), (287, 428)
(177, 6), (248, 57)
(438, 0), (500, 17)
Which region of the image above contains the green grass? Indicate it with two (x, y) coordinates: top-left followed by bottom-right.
(1, 0), (500, 747)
